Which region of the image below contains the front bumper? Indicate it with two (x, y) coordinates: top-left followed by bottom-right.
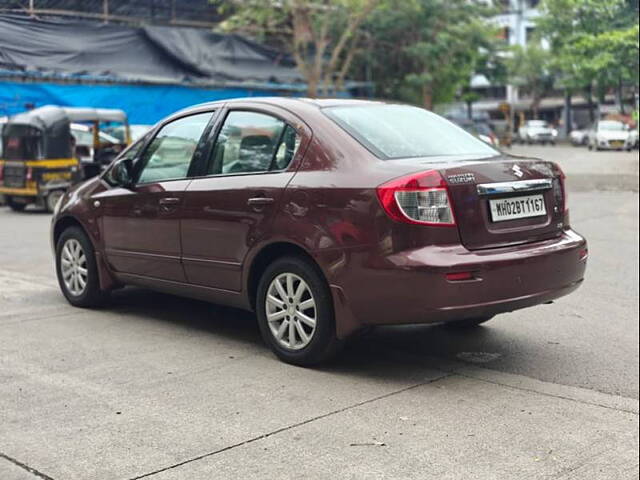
(335, 229), (587, 331)
(597, 139), (631, 150)
(529, 134), (555, 142)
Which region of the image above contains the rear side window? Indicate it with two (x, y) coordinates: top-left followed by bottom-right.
(207, 111), (300, 175)
(324, 104), (497, 160)
(137, 112), (212, 184)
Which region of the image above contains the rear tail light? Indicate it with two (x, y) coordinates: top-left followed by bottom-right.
(377, 170), (456, 226)
(557, 165), (568, 213)
(552, 165), (568, 220)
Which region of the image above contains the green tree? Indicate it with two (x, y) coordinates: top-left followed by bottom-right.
(354, 0), (498, 109)
(221, 0), (381, 97)
(506, 43), (555, 118)
(537, 0), (639, 115)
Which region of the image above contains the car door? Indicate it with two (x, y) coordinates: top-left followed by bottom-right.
(94, 111), (215, 282)
(180, 105), (311, 291)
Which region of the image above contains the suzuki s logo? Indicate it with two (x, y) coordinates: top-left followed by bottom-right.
(512, 165), (524, 178)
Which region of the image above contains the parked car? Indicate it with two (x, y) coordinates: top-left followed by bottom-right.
(455, 119), (501, 147)
(629, 128), (639, 149)
(587, 120), (634, 151)
(569, 129), (589, 146)
(51, 98), (587, 365)
(518, 120), (557, 145)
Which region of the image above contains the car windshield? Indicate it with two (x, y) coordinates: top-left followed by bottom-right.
(527, 120), (549, 127)
(324, 104), (498, 159)
(599, 121), (625, 131)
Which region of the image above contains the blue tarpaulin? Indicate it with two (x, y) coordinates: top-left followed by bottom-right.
(0, 81), (288, 124)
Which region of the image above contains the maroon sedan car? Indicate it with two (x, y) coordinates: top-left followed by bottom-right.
(51, 98), (587, 365)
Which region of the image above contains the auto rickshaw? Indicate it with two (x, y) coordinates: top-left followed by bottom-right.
(0, 106), (130, 212)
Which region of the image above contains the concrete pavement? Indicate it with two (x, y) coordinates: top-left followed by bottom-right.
(0, 146), (638, 479)
(511, 144), (639, 192)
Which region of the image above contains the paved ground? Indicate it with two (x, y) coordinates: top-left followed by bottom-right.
(0, 145), (638, 479)
(510, 144), (639, 192)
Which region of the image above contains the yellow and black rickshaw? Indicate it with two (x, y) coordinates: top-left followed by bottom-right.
(0, 106), (130, 212)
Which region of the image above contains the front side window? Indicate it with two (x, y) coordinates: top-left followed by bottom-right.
(137, 112), (212, 184)
(324, 104), (498, 160)
(119, 135), (147, 162)
(208, 111), (300, 175)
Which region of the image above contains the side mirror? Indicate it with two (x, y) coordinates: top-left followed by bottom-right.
(108, 158), (134, 188)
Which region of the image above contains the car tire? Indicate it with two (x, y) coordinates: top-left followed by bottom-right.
(55, 226), (108, 308)
(6, 196), (26, 212)
(443, 316), (494, 329)
(256, 256), (343, 366)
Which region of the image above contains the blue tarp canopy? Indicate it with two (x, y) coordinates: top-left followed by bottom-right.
(0, 81), (290, 124)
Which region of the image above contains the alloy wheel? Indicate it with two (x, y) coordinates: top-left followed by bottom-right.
(265, 273), (317, 350)
(60, 238), (88, 296)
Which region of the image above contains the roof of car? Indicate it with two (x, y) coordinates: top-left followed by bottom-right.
(181, 97), (383, 113)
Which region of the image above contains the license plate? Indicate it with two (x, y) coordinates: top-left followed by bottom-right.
(489, 194), (546, 222)
(610, 141), (623, 147)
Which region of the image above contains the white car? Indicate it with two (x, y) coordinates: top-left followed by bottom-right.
(518, 120), (558, 145)
(587, 120), (634, 151)
(569, 129), (588, 146)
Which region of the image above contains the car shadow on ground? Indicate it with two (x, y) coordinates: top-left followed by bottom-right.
(106, 286), (519, 382)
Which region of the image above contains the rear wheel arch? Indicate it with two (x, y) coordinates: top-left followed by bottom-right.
(246, 241), (327, 311)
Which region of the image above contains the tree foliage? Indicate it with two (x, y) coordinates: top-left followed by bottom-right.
(354, 0), (500, 108)
(506, 43), (555, 118)
(537, 0), (639, 96)
(221, 0), (381, 96)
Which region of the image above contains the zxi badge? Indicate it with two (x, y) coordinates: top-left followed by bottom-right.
(512, 164), (524, 178)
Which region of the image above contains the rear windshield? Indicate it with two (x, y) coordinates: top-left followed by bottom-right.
(324, 104), (498, 159)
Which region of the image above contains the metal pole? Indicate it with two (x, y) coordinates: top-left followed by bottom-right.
(29, 0), (34, 16)
(562, 89), (572, 139)
(103, 0), (109, 23)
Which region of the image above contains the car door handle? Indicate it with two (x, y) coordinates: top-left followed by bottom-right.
(247, 197), (275, 206)
(159, 197), (181, 206)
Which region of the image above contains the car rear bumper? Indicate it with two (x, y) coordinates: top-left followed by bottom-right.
(333, 229), (587, 334)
